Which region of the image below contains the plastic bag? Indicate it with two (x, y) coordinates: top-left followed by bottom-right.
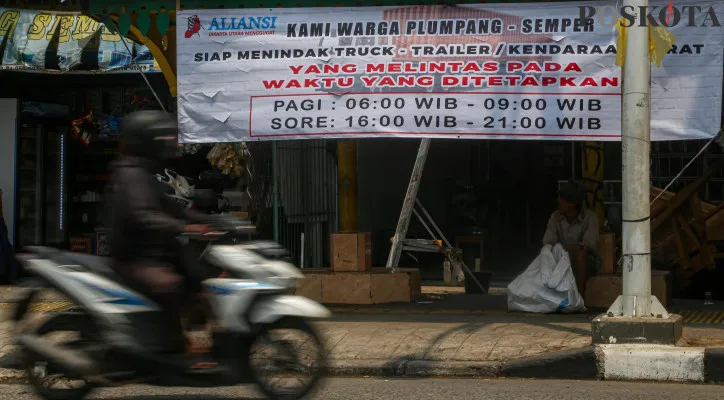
(507, 244), (586, 313)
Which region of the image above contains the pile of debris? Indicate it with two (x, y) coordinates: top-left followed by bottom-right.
(650, 158), (724, 294)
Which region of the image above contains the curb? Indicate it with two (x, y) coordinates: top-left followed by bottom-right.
(405, 361), (499, 378)
(324, 359), (500, 378)
(325, 351), (594, 379)
(501, 346), (598, 379)
(2, 346), (724, 384)
(599, 345), (707, 383)
(705, 348), (724, 384)
(324, 359), (408, 377)
(323, 347), (724, 383)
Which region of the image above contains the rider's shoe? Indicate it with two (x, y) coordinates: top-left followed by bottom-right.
(184, 336), (218, 370)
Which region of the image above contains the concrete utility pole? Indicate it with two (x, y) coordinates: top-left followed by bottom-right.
(608, 0), (669, 318)
(593, 0), (679, 344)
(613, 0), (663, 317)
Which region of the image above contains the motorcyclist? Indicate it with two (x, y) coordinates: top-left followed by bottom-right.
(107, 110), (211, 362)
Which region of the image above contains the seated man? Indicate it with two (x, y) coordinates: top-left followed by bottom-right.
(542, 181), (600, 297)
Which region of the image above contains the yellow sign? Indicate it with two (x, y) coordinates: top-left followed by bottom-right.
(615, 17), (677, 68)
(25, 12), (121, 43)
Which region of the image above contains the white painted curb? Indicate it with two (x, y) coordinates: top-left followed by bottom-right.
(599, 345), (705, 383)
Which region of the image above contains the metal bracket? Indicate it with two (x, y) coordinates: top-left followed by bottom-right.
(606, 295), (670, 318)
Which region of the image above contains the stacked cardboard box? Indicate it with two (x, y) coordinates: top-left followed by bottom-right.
(331, 233), (371, 272)
(584, 270), (671, 309)
(293, 233), (421, 304)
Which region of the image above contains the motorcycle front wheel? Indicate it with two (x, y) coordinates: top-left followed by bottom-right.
(248, 318), (326, 400)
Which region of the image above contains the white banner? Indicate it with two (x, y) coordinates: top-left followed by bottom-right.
(177, 1), (723, 143)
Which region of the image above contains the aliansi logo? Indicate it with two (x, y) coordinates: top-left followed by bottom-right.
(191, 15), (279, 37)
(184, 15), (203, 38)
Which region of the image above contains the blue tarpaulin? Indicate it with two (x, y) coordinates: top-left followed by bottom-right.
(0, 8), (160, 74)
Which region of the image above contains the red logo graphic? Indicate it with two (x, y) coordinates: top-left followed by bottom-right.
(185, 15), (202, 38)
(666, 2), (675, 25)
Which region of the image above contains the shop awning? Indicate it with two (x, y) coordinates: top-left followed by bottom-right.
(0, 8), (161, 74)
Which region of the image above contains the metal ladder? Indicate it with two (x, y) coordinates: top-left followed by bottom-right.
(385, 138), (487, 294)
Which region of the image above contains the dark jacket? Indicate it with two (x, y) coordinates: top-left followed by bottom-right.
(108, 156), (201, 265)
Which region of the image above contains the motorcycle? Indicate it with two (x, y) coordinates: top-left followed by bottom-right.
(12, 215), (329, 400)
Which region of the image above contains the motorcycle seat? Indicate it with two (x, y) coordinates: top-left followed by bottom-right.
(61, 253), (120, 282)
(24, 246), (122, 283)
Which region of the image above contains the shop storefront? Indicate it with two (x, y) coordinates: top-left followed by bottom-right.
(0, 71), (261, 257)
(2, 1), (723, 302)
(0, 6), (176, 256)
(0, 71), (172, 251)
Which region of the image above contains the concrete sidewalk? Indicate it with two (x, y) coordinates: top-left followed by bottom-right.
(2, 303), (724, 381)
(2, 285), (724, 383)
(0, 308), (596, 381)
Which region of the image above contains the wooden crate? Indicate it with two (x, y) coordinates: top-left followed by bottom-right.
(295, 274), (322, 302)
(331, 233), (372, 272)
(321, 273), (373, 304)
(372, 268), (421, 302)
(584, 271), (670, 309)
(371, 273), (410, 304)
(301, 268), (422, 304)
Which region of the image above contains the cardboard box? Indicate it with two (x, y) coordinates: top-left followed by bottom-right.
(305, 268), (422, 304)
(321, 273), (373, 304)
(598, 233), (616, 274)
(372, 267), (421, 302)
(331, 233), (371, 272)
(371, 273), (410, 303)
(584, 275), (619, 308)
(69, 238), (91, 254)
(295, 274), (322, 302)
(652, 270), (672, 307)
(585, 271), (671, 308)
(405, 268), (422, 300)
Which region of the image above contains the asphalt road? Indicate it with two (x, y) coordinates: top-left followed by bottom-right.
(1, 379), (723, 400)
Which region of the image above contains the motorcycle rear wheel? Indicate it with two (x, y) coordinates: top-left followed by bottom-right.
(24, 314), (96, 400)
(249, 318), (326, 400)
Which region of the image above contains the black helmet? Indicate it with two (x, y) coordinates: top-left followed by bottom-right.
(120, 110), (178, 160)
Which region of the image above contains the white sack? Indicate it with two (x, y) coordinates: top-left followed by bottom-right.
(507, 244), (586, 313)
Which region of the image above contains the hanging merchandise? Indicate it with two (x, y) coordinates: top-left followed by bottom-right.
(179, 143), (203, 155)
(70, 111), (95, 146)
(156, 169), (195, 208)
(126, 88), (154, 112)
(207, 143), (246, 177)
(95, 114), (123, 139)
(234, 142), (251, 183)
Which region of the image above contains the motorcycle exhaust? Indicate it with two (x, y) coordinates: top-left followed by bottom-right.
(16, 334), (96, 378)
